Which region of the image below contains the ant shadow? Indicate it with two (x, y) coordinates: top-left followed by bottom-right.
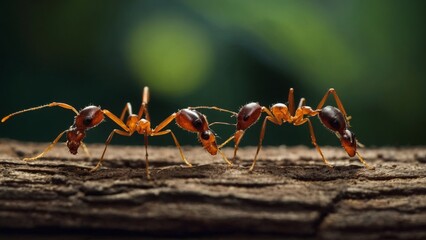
(229, 158), (367, 181)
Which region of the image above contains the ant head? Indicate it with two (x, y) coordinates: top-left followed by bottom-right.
(340, 129), (357, 157)
(66, 129), (86, 155)
(318, 106), (347, 133)
(237, 102), (262, 131)
(74, 106), (104, 130)
(198, 130), (218, 155)
(176, 109), (208, 133)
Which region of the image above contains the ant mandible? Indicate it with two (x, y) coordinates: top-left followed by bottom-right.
(1, 102), (125, 162)
(94, 87), (232, 179)
(216, 88), (374, 171)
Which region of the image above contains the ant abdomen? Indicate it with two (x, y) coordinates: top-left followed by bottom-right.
(237, 102), (262, 130)
(318, 106), (347, 133)
(176, 108), (208, 132)
(74, 106), (104, 130)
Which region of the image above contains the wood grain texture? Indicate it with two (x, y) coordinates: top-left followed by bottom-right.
(0, 139), (425, 239)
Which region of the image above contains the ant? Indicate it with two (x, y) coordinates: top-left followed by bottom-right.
(94, 87), (231, 179)
(1, 102), (124, 162)
(214, 88), (374, 171)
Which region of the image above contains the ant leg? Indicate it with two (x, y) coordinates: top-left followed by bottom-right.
(143, 86), (150, 105)
(152, 113), (176, 132)
(139, 87), (150, 121)
(90, 109), (133, 170)
(81, 142), (92, 159)
(296, 118), (333, 168)
(293, 106), (319, 123)
(232, 129), (249, 160)
(217, 135), (237, 165)
(91, 129), (132, 172)
(151, 113), (191, 166)
(143, 133), (151, 179)
(119, 103), (133, 120)
(218, 135), (235, 149)
(250, 116), (281, 172)
(288, 88), (295, 116)
(316, 88), (350, 121)
(137, 102), (149, 121)
(356, 152), (375, 170)
(23, 130), (68, 161)
(298, 98), (306, 108)
(210, 121), (236, 156)
(2, 102), (78, 123)
(102, 110), (131, 132)
(218, 149), (233, 166)
(150, 129), (192, 167)
(209, 122), (235, 127)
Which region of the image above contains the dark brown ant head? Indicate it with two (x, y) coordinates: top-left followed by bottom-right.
(236, 102), (262, 131)
(198, 130), (218, 155)
(176, 108), (218, 155)
(340, 129), (357, 157)
(74, 106), (104, 131)
(318, 106), (347, 133)
(66, 129), (86, 155)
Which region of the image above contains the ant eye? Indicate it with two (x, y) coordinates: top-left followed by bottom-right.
(201, 131), (210, 140)
(83, 117), (92, 126)
(342, 130), (355, 144)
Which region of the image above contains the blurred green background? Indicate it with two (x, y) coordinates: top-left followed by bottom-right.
(1, 0), (425, 149)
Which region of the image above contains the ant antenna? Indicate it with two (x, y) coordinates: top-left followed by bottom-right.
(2, 102), (79, 123)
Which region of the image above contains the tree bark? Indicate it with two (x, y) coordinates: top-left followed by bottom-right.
(0, 139), (425, 239)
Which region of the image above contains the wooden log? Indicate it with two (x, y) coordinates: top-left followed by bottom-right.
(0, 139), (425, 239)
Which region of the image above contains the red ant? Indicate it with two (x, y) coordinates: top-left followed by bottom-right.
(214, 88), (374, 171)
(1, 102), (124, 162)
(94, 87), (231, 178)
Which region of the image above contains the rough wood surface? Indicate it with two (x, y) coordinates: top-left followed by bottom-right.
(0, 139), (425, 239)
